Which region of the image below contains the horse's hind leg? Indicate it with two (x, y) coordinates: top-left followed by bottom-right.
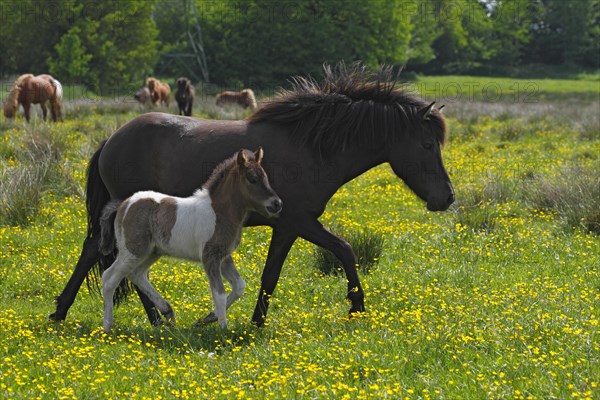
(201, 255), (245, 325)
(127, 255), (175, 325)
(23, 103), (31, 122)
(50, 235), (102, 322)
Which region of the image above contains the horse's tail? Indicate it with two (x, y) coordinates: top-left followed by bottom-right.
(51, 77), (63, 101)
(99, 200), (121, 255)
(85, 140), (132, 304)
(243, 89), (257, 110)
(50, 77), (63, 121)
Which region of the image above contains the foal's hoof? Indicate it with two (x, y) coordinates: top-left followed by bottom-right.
(194, 312), (218, 326)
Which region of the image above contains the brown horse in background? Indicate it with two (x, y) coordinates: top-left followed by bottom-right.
(146, 77), (170, 107)
(175, 77), (195, 116)
(216, 89), (257, 110)
(3, 74), (63, 122)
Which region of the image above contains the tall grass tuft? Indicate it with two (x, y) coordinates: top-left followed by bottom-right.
(0, 124), (79, 225)
(527, 165), (600, 234)
(313, 226), (385, 275)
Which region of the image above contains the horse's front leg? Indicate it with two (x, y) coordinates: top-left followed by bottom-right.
(202, 248), (228, 329)
(200, 255), (246, 325)
(297, 218), (365, 316)
(40, 102), (48, 121)
(23, 103), (31, 122)
(251, 228), (297, 327)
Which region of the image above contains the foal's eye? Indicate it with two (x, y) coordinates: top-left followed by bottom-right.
(246, 173), (258, 184)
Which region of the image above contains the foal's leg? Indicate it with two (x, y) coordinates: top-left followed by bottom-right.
(202, 249), (228, 329)
(102, 254), (138, 332)
(201, 255), (245, 325)
(127, 255), (175, 325)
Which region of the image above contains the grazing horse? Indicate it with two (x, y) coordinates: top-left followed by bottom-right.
(50, 63), (454, 328)
(99, 148), (282, 332)
(216, 89), (257, 110)
(134, 87), (151, 105)
(3, 73), (63, 122)
(175, 77), (195, 116)
(146, 77), (170, 107)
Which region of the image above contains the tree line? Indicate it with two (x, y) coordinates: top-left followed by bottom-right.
(0, 0), (597, 93)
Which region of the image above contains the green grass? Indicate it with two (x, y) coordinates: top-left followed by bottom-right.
(415, 75), (600, 102)
(1, 76), (599, 399)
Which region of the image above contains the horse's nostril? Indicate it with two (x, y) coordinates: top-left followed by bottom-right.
(447, 193), (455, 205)
(273, 199), (282, 212)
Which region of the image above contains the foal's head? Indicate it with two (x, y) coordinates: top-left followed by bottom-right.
(210, 148), (282, 218)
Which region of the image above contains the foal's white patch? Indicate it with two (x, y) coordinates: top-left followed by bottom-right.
(122, 189), (217, 260)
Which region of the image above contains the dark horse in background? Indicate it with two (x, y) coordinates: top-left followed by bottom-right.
(175, 77), (195, 116)
(50, 63), (454, 327)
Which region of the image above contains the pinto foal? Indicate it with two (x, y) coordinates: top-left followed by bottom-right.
(99, 148), (282, 332)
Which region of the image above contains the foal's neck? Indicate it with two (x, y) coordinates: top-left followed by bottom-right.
(207, 173), (249, 228)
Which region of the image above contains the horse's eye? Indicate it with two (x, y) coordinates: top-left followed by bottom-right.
(423, 142), (434, 150)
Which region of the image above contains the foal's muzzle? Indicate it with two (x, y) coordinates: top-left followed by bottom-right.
(266, 198), (283, 216)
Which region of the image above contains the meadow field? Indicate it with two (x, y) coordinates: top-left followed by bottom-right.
(0, 76), (599, 399)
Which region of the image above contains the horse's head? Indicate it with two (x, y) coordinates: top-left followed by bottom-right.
(146, 78), (157, 92)
(236, 147), (282, 218)
(388, 102), (454, 212)
(177, 78), (190, 92)
(3, 85), (20, 119)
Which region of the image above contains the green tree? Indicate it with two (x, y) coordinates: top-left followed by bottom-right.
(48, 27), (93, 83)
(489, 0), (535, 67)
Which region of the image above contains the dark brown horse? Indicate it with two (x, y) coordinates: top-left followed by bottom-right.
(175, 77), (195, 116)
(3, 74), (63, 122)
(147, 77), (171, 107)
(216, 89), (257, 110)
(50, 64), (454, 327)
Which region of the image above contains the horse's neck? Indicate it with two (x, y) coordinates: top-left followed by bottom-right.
(331, 144), (388, 185)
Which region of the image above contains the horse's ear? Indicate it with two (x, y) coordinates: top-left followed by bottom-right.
(438, 104), (445, 113)
(419, 101), (436, 121)
(237, 149), (248, 167)
(255, 147), (264, 164)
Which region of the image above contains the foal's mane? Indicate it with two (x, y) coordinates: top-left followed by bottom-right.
(248, 63), (446, 155)
(202, 150), (257, 192)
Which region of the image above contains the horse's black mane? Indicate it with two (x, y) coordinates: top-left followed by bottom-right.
(248, 63), (447, 155)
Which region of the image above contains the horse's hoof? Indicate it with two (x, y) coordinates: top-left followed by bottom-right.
(348, 304), (366, 315)
(48, 312), (63, 322)
(199, 311), (218, 326)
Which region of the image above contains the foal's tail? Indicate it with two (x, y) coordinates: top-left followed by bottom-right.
(99, 200), (121, 255)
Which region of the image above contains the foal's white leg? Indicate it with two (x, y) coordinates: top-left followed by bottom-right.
(102, 254), (138, 333)
(202, 251), (228, 329)
(127, 255), (175, 325)
(203, 256), (246, 324)
(222, 256), (246, 308)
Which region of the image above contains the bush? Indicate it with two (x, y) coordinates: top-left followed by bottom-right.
(527, 165), (600, 234)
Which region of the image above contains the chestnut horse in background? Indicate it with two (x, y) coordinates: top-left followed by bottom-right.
(147, 77), (170, 107)
(216, 89), (257, 110)
(3, 74), (63, 122)
(175, 77), (195, 116)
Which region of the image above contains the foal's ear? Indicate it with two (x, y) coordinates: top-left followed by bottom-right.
(254, 147), (264, 164)
(237, 149), (249, 166)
